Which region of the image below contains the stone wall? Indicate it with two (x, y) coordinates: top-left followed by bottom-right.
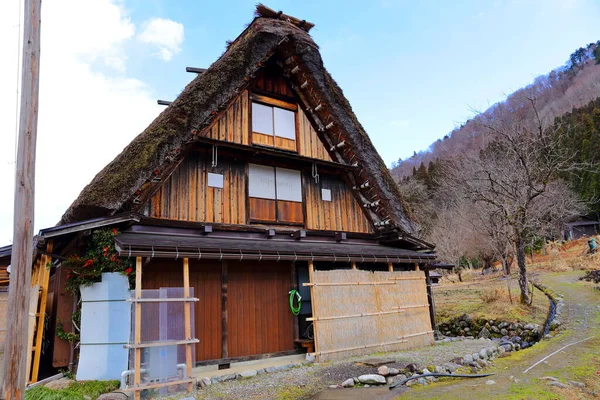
(438, 315), (542, 349)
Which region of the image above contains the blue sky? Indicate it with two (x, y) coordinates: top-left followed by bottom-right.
(1, 0), (599, 243)
(124, 0), (600, 164)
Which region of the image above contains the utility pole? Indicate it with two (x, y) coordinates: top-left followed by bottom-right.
(2, 0), (41, 398)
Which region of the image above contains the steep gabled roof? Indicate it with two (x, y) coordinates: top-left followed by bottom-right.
(60, 5), (418, 236)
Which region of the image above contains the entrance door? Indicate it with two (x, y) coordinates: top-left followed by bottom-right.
(227, 261), (294, 357)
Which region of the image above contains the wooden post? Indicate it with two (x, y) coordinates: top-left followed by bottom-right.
(221, 262), (228, 359)
(291, 262), (299, 341)
(2, 0), (42, 398)
(351, 261), (357, 270)
(414, 263), (420, 271)
(424, 270), (438, 339)
(134, 257), (142, 400)
(307, 261), (320, 361)
(182, 258), (192, 393)
(30, 240), (53, 383)
(388, 262), (393, 272)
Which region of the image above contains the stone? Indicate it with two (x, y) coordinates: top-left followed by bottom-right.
(328, 385), (339, 389)
(472, 352), (480, 361)
(568, 380), (585, 388)
(45, 378), (74, 390)
(257, 368), (266, 375)
(97, 394), (128, 400)
(463, 354), (473, 364)
(364, 384), (370, 388)
(486, 380), (496, 385)
(433, 366), (446, 374)
(510, 336), (522, 343)
(358, 374), (387, 385)
(405, 363), (419, 372)
(353, 377), (359, 384)
(405, 379), (418, 387)
(200, 377), (211, 387)
(238, 369), (257, 379)
(500, 328), (508, 336)
(443, 362), (459, 373)
(212, 373), (237, 384)
(422, 368), (432, 375)
(388, 367), (400, 376)
(548, 381), (568, 388)
(417, 378), (428, 385)
(361, 358), (396, 367)
(478, 327), (491, 339)
(305, 353), (316, 362)
(479, 349), (488, 359)
(377, 365), (390, 376)
(539, 376), (559, 381)
(491, 326), (500, 333)
(389, 374), (407, 386)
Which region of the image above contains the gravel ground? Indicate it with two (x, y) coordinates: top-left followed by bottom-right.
(162, 338), (500, 400)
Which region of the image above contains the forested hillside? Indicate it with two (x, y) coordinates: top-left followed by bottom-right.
(392, 41), (600, 179)
(393, 41), (600, 304)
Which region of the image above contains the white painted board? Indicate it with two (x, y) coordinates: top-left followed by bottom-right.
(252, 102), (273, 135)
(276, 167), (302, 202)
(321, 188), (332, 202)
(249, 164), (276, 199)
(207, 172), (224, 188)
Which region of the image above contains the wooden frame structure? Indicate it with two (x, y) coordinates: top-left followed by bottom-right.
(129, 256), (197, 399)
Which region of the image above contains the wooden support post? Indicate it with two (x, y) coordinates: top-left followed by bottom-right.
(414, 263), (420, 271)
(183, 258), (192, 393)
(291, 262), (299, 341)
(307, 261), (320, 361)
(2, 1), (42, 397)
(351, 261), (357, 270)
(424, 270), (439, 340)
(388, 262), (393, 272)
(221, 262), (228, 359)
(134, 257), (142, 400)
(30, 240), (53, 383)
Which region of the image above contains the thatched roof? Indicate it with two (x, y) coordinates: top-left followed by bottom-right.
(60, 5), (417, 235)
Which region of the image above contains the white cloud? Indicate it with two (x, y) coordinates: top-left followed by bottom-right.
(138, 18), (184, 61)
(0, 0), (163, 245)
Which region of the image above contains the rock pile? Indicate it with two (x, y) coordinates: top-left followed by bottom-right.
(439, 315), (543, 344)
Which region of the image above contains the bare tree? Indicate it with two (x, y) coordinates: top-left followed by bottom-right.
(450, 96), (586, 303)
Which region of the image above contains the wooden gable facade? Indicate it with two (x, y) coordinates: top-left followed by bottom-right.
(142, 62), (373, 234)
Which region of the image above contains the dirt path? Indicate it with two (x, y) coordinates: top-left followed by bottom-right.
(398, 271), (600, 399)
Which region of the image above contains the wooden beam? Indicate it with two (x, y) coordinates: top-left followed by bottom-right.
(291, 262), (299, 341)
(307, 261), (321, 361)
(134, 257), (142, 400)
(424, 270), (439, 340)
(3, 0), (41, 397)
(186, 67), (206, 74)
(351, 261), (357, 270)
(183, 258), (192, 394)
(157, 100), (172, 106)
(388, 262), (393, 272)
(306, 309), (405, 322)
(221, 261), (228, 359)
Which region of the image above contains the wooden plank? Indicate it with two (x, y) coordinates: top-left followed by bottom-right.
(252, 132), (274, 147)
(241, 91), (249, 145)
(125, 339), (199, 349)
(274, 136), (297, 152)
(134, 256), (142, 400)
(132, 378), (195, 391)
(307, 261), (321, 361)
(306, 309), (405, 322)
(183, 258), (193, 394)
(291, 262), (299, 341)
(221, 262), (228, 359)
(248, 198), (276, 222)
(276, 201), (303, 224)
(250, 93), (297, 111)
(388, 262), (394, 272)
(25, 285), (40, 385)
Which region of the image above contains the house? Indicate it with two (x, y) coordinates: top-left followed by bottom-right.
(564, 216), (600, 240)
(1, 5), (442, 393)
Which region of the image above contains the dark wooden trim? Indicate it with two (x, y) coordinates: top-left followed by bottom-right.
(291, 262), (299, 341)
(424, 270), (439, 340)
(221, 261), (228, 359)
(194, 349), (301, 367)
(250, 93), (297, 111)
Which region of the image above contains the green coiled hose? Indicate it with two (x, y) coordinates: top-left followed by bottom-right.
(288, 289), (302, 315)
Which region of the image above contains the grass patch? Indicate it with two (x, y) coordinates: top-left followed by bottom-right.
(434, 278), (547, 325)
(275, 385), (313, 400)
(25, 380), (119, 400)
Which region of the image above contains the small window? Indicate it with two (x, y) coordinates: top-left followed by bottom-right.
(248, 164), (303, 224)
(251, 101), (297, 151)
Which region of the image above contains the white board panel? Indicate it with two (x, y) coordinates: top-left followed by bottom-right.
(249, 164), (276, 199)
(321, 188), (332, 202)
(207, 172), (224, 188)
(276, 167), (302, 202)
(252, 102), (273, 135)
(274, 107), (296, 139)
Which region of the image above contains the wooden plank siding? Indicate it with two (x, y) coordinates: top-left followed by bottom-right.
(204, 91), (250, 146)
(297, 107), (332, 162)
(227, 261), (294, 357)
(304, 172), (373, 233)
(147, 153), (247, 225)
(142, 259), (223, 361)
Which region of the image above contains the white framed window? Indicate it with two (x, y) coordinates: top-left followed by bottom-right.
(248, 164), (302, 202)
(251, 102), (296, 141)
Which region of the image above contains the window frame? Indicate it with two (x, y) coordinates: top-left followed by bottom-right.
(250, 94), (298, 152)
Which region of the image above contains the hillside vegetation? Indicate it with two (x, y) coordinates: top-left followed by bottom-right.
(392, 41), (600, 304)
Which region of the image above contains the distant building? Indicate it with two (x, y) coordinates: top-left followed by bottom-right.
(565, 217), (600, 240)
